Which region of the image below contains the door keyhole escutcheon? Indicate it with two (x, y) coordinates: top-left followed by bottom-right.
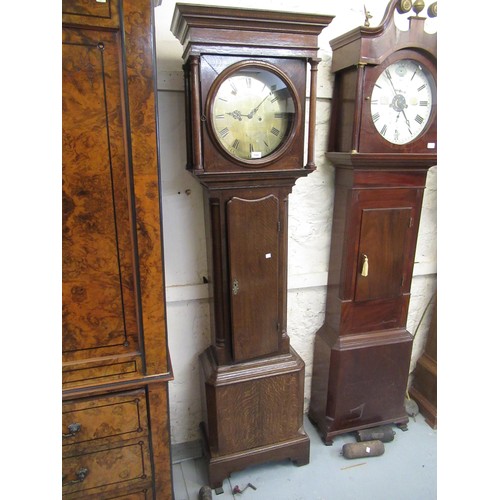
(232, 278), (240, 295)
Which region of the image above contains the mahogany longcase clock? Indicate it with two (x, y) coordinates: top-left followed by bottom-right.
(171, 3), (333, 491)
(308, 0), (437, 444)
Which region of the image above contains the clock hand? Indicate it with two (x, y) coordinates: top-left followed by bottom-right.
(385, 69), (398, 96)
(395, 108), (412, 136)
(247, 92), (271, 119)
(401, 108), (413, 135)
(226, 110), (243, 121)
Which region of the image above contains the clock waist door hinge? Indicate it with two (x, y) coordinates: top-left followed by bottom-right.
(277, 220), (281, 232)
(409, 217), (414, 228)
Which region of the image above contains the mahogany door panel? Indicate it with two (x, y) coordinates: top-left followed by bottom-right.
(355, 207), (411, 302)
(227, 195), (280, 361)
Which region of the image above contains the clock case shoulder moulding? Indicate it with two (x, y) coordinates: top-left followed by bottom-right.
(308, 0), (437, 445)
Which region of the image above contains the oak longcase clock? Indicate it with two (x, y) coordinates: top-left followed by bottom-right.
(308, 0), (437, 445)
(171, 3), (333, 491)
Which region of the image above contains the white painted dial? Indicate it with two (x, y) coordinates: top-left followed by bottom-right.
(370, 59), (435, 145)
(211, 67), (296, 161)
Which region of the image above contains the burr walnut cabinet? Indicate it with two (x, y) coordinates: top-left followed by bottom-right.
(62, 1), (173, 497)
(308, 0), (437, 444)
(171, 3), (333, 491)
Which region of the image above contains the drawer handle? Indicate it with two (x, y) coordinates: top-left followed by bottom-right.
(62, 422), (81, 438)
(62, 467), (89, 487)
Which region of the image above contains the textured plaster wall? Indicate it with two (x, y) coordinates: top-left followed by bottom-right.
(155, 0), (437, 445)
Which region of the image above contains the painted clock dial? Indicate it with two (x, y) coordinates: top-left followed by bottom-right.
(210, 65), (296, 162)
(370, 59), (435, 145)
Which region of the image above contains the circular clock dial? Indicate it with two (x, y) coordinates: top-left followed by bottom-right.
(210, 66), (296, 161)
(370, 59), (435, 145)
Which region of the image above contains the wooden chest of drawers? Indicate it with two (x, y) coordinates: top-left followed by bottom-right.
(62, 0), (173, 497)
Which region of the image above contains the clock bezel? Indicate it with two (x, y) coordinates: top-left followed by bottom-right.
(360, 49), (437, 154)
(206, 60), (302, 168)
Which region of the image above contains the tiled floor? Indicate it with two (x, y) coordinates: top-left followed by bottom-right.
(172, 413), (437, 499)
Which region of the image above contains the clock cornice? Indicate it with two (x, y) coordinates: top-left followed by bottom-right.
(171, 3), (334, 59)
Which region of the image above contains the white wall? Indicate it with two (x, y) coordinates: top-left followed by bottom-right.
(154, 0), (437, 446)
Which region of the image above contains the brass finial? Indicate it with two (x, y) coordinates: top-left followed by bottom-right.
(412, 0), (426, 16)
(396, 0), (413, 14)
(364, 5), (373, 27)
(427, 2), (437, 17)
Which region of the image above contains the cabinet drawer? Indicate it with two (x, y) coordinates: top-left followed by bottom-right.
(62, 437), (152, 498)
(63, 389), (148, 446)
(62, 0), (119, 28)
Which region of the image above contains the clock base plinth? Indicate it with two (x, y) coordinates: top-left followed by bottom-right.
(199, 346), (310, 489)
(308, 326), (412, 445)
(199, 422), (310, 491)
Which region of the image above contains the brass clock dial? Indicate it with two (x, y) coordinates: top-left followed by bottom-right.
(370, 59), (435, 145)
(209, 64), (297, 162)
